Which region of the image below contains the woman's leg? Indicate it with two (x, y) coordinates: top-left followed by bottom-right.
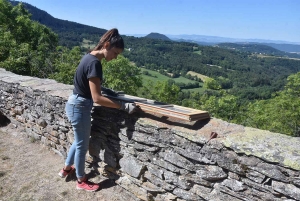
(62, 95), (99, 191)
(65, 101), (76, 167)
(72, 110), (91, 179)
(64, 95), (92, 179)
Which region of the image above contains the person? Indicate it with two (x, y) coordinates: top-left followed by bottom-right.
(58, 28), (138, 192)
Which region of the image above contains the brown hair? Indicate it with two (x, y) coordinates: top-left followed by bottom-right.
(92, 28), (124, 51)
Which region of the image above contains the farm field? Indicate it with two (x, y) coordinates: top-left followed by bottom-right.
(140, 68), (204, 93)
(187, 71), (210, 82)
(254, 54), (300, 61)
(81, 38), (96, 49)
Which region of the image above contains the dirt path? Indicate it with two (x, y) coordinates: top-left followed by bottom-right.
(0, 125), (137, 201)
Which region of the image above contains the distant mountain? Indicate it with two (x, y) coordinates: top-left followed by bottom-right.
(217, 43), (300, 59)
(261, 43), (300, 53)
(173, 39), (215, 46)
(167, 34), (300, 53)
(125, 34), (147, 38)
(11, 1), (300, 53)
(145, 33), (171, 41)
(6, 0), (300, 104)
(167, 34), (300, 45)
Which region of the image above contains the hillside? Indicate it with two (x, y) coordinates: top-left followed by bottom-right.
(144, 32), (171, 41)
(123, 37), (300, 100)
(263, 43), (300, 53)
(167, 34), (300, 53)
(8, 0), (300, 102)
(217, 43), (300, 59)
(10, 1), (107, 47)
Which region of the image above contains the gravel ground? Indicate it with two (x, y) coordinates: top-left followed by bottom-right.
(0, 125), (138, 201)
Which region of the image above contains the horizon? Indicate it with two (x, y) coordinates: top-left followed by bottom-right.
(125, 33), (300, 44)
(17, 0), (300, 43)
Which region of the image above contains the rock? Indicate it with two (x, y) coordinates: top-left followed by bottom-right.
(173, 188), (204, 201)
(196, 165), (227, 181)
(190, 184), (212, 200)
(13, 106), (23, 115)
(143, 171), (176, 191)
(37, 119), (47, 128)
(116, 176), (150, 201)
(100, 146), (117, 168)
(160, 151), (194, 171)
(246, 170), (266, 184)
(119, 155), (145, 178)
(272, 180), (300, 200)
(221, 178), (247, 191)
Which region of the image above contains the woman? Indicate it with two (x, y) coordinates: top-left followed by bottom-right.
(58, 28), (138, 191)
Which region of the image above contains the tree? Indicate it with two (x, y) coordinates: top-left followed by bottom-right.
(49, 46), (82, 84)
(0, 0), (58, 77)
(141, 80), (180, 104)
(285, 72), (300, 97)
(102, 55), (143, 96)
(199, 91), (240, 122)
(244, 72), (300, 136)
(203, 78), (221, 90)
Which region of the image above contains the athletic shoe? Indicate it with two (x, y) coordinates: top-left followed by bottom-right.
(58, 166), (75, 178)
(76, 179), (100, 192)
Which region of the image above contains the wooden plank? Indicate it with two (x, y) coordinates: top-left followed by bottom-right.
(135, 102), (210, 121)
(104, 94), (210, 121)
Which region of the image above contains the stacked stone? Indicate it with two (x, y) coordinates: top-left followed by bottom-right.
(89, 106), (300, 201)
(1, 68), (300, 201)
(0, 68), (73, 158)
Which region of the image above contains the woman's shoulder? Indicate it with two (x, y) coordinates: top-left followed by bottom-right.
(81, 54), (101, 64)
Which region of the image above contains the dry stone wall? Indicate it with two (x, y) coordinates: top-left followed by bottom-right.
(1, 68), (300, 201)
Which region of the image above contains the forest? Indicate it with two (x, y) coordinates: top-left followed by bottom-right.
(1, 0), (299, 136)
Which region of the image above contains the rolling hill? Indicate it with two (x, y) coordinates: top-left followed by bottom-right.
(167, 34), (300, 53)
(10, 1), (107, 47)
(216, 43), (300, 59)
(144, 33), (171, 41)
(8, 0), (300, 102)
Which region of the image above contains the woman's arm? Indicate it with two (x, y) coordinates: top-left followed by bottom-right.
(89, 77), (121, 109)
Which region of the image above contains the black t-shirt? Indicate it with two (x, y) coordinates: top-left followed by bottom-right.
(73, 54), (103, 99)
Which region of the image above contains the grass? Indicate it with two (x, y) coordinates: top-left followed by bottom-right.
(141, 68), (170, 83)
(141, 68), (200, 84)
(182, 88), (206, 93)
(254, 54), (300, 61)
(193, 50), (202, 55)
(140, 68), (205, 93)
(81, 38), (96, 49)
(187, 71), (210, 82)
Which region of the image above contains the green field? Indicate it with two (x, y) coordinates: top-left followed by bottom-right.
(140, 68), (205, 93)
(193, 50), (202, 55)
(255, 54), (300, 61)
(81, 38), (96, 49)
(187, 71), (210, 82)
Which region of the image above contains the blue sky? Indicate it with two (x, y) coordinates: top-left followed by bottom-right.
(19, 0), (300, 42)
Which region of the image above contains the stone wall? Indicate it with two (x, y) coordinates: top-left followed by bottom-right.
(1, 68), (300, 201)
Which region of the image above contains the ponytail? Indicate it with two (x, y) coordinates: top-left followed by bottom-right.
(92, 28), (124, 51)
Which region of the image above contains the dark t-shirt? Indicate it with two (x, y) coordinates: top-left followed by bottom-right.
(73, 54), (103, 99)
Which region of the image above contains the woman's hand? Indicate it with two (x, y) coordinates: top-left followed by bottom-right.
(119, 102), (139, 114)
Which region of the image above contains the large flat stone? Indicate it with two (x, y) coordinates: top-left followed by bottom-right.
(136, 118), (245, 145)
(222, 127), (300, 170)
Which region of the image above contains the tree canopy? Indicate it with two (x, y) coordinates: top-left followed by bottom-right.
(0, 0), (58, 77)
(2, 0), (300, 136)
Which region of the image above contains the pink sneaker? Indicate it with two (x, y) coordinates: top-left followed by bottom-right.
(58, 166), (75, 178)
(76, 180), (100, 192)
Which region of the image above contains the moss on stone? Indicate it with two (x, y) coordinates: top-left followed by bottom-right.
(222, 127), (300, 171)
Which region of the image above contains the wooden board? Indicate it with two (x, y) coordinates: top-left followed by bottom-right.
(105, 94), (210, 121)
